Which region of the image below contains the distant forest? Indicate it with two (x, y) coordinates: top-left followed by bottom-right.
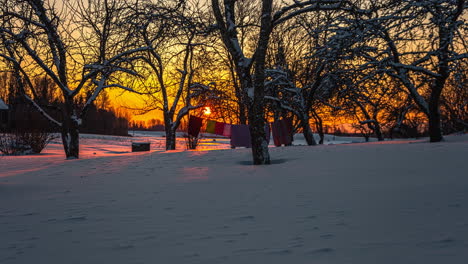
(0, 74), (129, 136)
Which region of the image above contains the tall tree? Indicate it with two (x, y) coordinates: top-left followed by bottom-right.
(211, 0), (346, 164)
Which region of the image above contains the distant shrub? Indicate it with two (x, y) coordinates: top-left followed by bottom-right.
(21, 130), (57, 153)
(0, 130), (56, 155)
(0, 132), (30, 155)
(184, 133), (201, 150)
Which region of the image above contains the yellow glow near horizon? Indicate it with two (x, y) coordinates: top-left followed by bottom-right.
(203, 107), (211, 115)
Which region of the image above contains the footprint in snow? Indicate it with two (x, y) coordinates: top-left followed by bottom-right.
(267, 249), (293, 255)
(65, 216), (87, 222)
(141, 235), (156, 241)
(20, 212), (38, 217)
(233, 248), (268, 254)
(234, 215), (255, 221)
(289, 236), (304, 248)
(320, 234), (334, 239)
(112, 244), (135, 250)
(183, 253), (200, 258)
(296, 215), (317, 223)
(308, 247), (334, 254)
(418, 238), (457, 249)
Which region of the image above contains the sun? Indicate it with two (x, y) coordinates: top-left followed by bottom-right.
(203, 106), (211, 115)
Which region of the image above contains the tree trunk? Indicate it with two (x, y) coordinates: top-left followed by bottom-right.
(61, 115), (80, 159)
(318, 130), (324, 145)
(61, 99), (80, 159)
(301, 115), (317, 146)
(249, 110), (270, 165)
(370, 111), (384, 141)
(374, 123), (384, 141)
(165, 127), (176, 150)
(238, 103), (248, 125)
(312, 110), (324, 144)
(427, 24), (448, 143)
(428, 101), (443, 142)
(163, 111), (177, 150)
(249, 0), (273, 165)
(211, 0), (271, 164)
(61, 130), (79, 159)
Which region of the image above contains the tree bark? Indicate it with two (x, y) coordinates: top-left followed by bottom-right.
(166, 132), (176, 150)
(426, 23), (451, 143)
(238, 103), (248, 125)
(61, 129), (79, 159)
(164, 124), (176, 150)
(248, 109), (270, 165)
(249, 0), (273, 165)
(428, 100), (443, 142)
(61, 105), (80, 159)
(312, 110), (324, 144)
(374, 122), (384, 141)
(300, 114), (317, 146)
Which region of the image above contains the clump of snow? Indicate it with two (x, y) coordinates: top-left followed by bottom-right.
(0, 133), (467, 263)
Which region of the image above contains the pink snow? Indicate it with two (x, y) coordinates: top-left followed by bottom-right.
(0, 133), (467, 264)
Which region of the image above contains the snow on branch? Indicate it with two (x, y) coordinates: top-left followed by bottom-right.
(389, 63), (441, 78)
(0, 44), (62, 127)
(264, 95), (301, 117)
(189, 82), (220, 100)
(23, 94), (62, 127)
(273, 0), (359, 26)
(4, 29), (70, 94)
(106, 46), (152, 65)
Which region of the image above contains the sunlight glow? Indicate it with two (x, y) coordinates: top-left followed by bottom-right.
(203, 107), (211, 115)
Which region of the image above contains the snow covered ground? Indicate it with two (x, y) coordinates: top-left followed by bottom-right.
(1, 133), (467, 264)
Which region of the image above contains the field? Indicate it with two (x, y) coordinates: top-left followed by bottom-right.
(1, 133), (467, 264)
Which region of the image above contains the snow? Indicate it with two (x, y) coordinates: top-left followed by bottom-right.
(0, 98), (8, 110)
(1, 133), (467, 264)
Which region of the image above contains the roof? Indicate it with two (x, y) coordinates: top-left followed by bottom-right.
(0, 98), (8, 110)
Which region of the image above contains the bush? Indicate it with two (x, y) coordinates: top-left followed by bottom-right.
(21, 130), (57, 153)
(0, 132), (30, 155)
(184, 133), (201, 150)
(0, 130), (56, 155)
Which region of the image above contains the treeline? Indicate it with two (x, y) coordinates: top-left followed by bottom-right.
(129, 119), (165, 131)
(0, 74), (129, 136)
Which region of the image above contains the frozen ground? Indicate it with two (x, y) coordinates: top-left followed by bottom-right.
(0, 133), (467, 264)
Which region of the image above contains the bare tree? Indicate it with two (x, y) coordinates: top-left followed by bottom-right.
(264, 11), (345, 146)
(211, 0), (347, 164)
(130, 0), (218, 150)
(440, 59), (468, 133)
(264, 67), (319, 145)
(0, 0), (148, 158)
(345, 0), (467, 142)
